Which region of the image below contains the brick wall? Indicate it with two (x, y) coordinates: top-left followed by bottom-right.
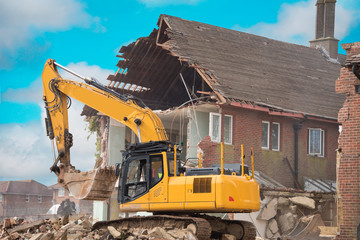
(1, 194), (52, 218)
(198, 104), (339, 188)
(335, 42), (360, 240)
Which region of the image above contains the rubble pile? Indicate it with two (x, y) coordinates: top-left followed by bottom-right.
(0, 215), (202, 240)
(90, 225), (198, 240)
(0, 215), (92, 240)
(257, 195), (332, 239)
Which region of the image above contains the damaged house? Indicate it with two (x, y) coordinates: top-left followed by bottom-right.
(83, 0), (345, 235)
(91, 12), (344, 187)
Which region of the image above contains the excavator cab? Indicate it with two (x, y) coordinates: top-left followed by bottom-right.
(118, 141), (182, 205)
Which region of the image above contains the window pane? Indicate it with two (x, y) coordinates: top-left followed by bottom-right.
(321, 130), (324, 156)
(125, 159), (147, 198)
(212, 114), (220, 142)
(262, 122), (269, 148)
(272, 123), (279, 150)
(58, 189), (64, 197)
(310, 129), (321, 154)
(224, 116), (232, 144)
(150, 155), (163, 187)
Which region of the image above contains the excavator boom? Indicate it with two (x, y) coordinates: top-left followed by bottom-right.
(42, 59), (167, 200)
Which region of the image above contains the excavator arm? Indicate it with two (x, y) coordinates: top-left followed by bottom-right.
(42, 59), (168, 200)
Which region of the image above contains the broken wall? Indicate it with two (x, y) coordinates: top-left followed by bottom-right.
(335, 42), (360, 240)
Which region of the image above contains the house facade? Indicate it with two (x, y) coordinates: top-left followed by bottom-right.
(0, 180), (52, 220)
(182, 103), (340, 188)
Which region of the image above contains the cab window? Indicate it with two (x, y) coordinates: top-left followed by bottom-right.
(167, 152), (181, 177)
(124, 159), (147, 198)
(150, 155), (163, 187)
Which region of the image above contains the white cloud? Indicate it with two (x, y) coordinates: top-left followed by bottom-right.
(138, 0), (202, 7)
(232, 0), (359, 46)
(0, 0), (90, 50)
(2, 78), (43, 104)
(60, 62), (114, 85)
(3, 62), (114, 103)
(0, 62), (114, 185)
(0, 0), (106, 69)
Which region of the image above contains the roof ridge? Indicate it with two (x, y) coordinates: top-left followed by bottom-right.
(160, 14), (336, 56)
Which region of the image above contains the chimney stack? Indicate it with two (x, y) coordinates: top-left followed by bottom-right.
(310, 0), (339, 59)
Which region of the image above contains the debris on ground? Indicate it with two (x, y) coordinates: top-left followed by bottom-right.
(0, 215), (242, 240)
(252, 193), (336, 240)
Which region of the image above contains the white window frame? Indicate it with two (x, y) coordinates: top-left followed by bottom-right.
(262, 121), (270, 150)
(58, 188), (65, 197)
(38, 196), (42, 203)
(25, 194), (29, 203)
(209, 112), (221, 143)
(308, 128), (325, 157)
(224, 115), (233, 145)
(272, 122), (280, 151)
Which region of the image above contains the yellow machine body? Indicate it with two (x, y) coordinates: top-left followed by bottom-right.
(120, 152), (260, 213)
(42, 59), (260, 213)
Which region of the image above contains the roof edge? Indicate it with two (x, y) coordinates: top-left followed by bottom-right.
(230, 101), (338, 123)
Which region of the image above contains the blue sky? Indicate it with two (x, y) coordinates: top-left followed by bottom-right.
(0, 0), (359, 186)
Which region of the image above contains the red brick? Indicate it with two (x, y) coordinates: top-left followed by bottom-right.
(336, 42), (360, 240)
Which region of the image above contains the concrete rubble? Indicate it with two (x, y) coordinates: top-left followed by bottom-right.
(252, 193), (336, 240)
(289, 196), (316, 210)
(257, 197), (278, 221)
(0, 194), (336, 240)
(0, 215), (213, 240)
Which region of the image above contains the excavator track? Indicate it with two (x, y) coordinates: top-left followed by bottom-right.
(92, 214), (257, 240)
(197, 214), (257, 240)
(92, 215), (211, 240)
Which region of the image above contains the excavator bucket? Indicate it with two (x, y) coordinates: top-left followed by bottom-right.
(63, 166), (118, 201)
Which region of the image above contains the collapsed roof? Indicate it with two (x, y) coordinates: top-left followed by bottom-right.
(105, 14), (345, 119)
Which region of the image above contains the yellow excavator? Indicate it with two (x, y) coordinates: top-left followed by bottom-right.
(42, 59), (260, 239)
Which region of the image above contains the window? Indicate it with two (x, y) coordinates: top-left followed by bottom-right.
(209, 113), (221, 142)
(150, 155), (163, 187)
(272, 122), (280, 151)
(167, 152), (180, 177)
(262, 121), (270, 149)
(0, 193), (3, 202)
(224, 115), (233, 145)
(58, 188), (65, 197)
(124, 158), (147, 199)
(25, 195), (29, 203)
(38, 196), (42, 203)
(309, 128), (324, 157)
